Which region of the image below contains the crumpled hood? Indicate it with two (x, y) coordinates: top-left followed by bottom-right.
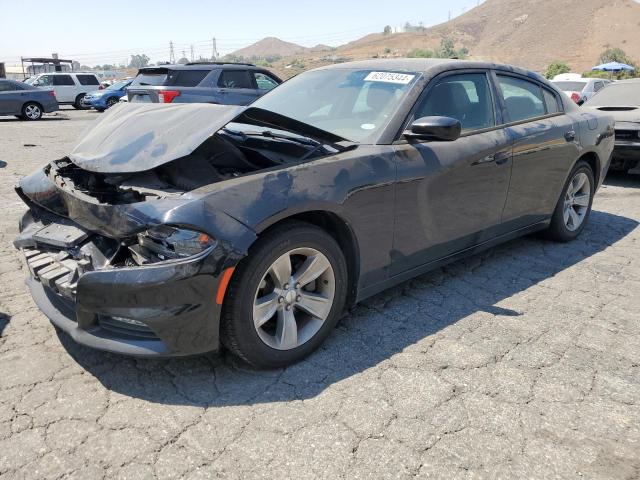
(69, 103), (246, 173)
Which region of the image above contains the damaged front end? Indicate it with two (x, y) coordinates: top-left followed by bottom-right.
(14, 103), (350, 357)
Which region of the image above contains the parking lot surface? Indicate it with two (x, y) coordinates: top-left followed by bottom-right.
(0, 109), (639, 479)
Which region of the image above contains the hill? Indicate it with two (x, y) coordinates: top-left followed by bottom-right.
(230, 37), (308, 59)
(261, 0), (640, 78)
(343, 0), (640, 72)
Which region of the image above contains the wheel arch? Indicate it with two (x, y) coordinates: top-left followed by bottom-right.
(576, 150), (601, 187)
(22, 100), (43, 111)
(256, 210), (361, 308)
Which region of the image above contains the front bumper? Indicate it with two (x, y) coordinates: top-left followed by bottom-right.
(611, 141), (640, 171)
(16, 215), (233, 357)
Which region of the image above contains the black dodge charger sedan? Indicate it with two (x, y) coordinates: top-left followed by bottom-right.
(14, 59), (615, 367)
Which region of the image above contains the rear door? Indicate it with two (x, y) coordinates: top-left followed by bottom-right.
(496, 72), (581, 230)
(52, 74), (77, 102)
(391, 70), (513, 275)
(216, 69), (261, 105)
(0, 80), (21, 114)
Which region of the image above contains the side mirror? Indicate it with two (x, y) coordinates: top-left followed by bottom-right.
(404, 116), (461, 142)
(32, 81), (40, 87)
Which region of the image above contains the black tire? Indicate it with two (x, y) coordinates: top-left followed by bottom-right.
(95, 108), (105, 112)
(73, 94), (88, 110)
(544, 160), (595, 242)
(21, 102), (43, 121)
(221, 220), (348, 368)
(106, 97), (119, 108)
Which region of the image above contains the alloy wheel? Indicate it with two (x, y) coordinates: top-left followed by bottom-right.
(253, 247), (335, 350)
(563, 171), (591, 231)
(24, 104), (41, 120)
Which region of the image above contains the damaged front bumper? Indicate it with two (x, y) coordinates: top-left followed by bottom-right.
(15, 212), (232, 357)
(13, 165), (255, 357)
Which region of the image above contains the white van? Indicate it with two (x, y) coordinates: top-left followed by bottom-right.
(24, 72), (100, 109)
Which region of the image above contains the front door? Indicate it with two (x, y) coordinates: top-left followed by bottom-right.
(391, 71), (512, 275)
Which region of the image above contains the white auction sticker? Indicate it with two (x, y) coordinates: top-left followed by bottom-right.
(364, 71), (415, 84)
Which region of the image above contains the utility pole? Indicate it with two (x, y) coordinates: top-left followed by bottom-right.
(169, 41), (175, 63)
(212, 37), (218, 61)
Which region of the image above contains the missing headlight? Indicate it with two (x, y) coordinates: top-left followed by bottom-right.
(128, 226), (215, 265)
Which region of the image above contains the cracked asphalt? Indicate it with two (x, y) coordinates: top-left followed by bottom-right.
(0, 109), (639, 479)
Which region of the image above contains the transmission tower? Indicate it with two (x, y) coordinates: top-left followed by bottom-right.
(169, 41), (175, 63)
(212, 37), (219, 61)
(190, 45), (194, 62)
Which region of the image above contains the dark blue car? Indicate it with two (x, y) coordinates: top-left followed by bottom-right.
(0, 79), (59, 120)
(82, 79), (133, 111)
(126, 63), (282, 105)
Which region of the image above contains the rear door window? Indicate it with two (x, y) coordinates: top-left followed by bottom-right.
(593, 81), (604, 92)
(53, 75), (75, 86)
(76, 74), (99, 86)
(497, 75), (546, 122)
(165, 69), (209, 87)
(218, 70), (253, 89)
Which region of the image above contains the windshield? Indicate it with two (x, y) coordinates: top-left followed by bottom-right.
(251, 69), (419, 142)
(131, 69), (168, 86)
(23, 75), (38, 85)
(106, 80), (130, 90)
(553, 81), (587, 92)
(583, 82), (640, 107)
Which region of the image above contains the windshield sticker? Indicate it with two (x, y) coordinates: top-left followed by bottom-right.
(364, 72), (415, 84)
(360, 123), (376, 130)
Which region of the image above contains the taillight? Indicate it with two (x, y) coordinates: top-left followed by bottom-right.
(49, 90), (56, 98)
(570, 92), (580, 103)
(158, 90), (180, 103)
(98, 85), (105, 90)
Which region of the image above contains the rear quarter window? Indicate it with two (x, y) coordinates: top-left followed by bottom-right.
(543, 88), (561, 114)
(76, 74), (99, 86)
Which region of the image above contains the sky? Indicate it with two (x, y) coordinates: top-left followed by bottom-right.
(0, 0), (483, 66)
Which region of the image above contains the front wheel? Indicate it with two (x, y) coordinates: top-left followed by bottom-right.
(106, 97), (119, 108)
(544, 160), (595, 242)
(221, 221), (348, 368)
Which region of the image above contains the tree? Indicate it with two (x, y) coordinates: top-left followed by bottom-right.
(128, 54), (150, 69)
(383, 25), (392, 35)
(437, 37), (456, 58)
(177, 57), (189, 64)
(598, 47), (634, 66)
(545, 61), (571, 79)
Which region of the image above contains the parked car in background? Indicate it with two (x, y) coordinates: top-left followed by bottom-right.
(127, 62), (282, 105)
(24, 72), (100, 109)
(0, 79), (58, 120)
(82, 79), (133, 111)
(583, 78), (640, 174)
(14, 59), (615, 367)
(552, 74), (611, 105)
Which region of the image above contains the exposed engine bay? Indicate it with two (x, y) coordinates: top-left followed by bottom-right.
(48, 124), (343, 204)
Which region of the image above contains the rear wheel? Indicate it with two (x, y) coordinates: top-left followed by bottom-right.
(221, 221), (348, 368)
(73, 94), (88, 110)
(106, 97), (119, 108)
(544, 160), (594, 242)
(21, 102), (43, 120)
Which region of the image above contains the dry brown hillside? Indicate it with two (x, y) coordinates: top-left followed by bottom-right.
(231, 37), (309, 58)
(256, 0), (640, 78)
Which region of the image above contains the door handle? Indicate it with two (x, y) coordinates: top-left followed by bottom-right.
(564, 130), (576, 142)
(472, 151), (510, 166)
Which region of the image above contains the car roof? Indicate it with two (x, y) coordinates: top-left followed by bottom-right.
(317, 58), (546, 80)
(138, 62), (258, 72)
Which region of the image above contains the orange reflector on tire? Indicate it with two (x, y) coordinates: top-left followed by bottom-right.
(215, 267), (235, 305)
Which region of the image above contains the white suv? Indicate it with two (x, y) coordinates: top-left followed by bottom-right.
(24, 72), (100, 109)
